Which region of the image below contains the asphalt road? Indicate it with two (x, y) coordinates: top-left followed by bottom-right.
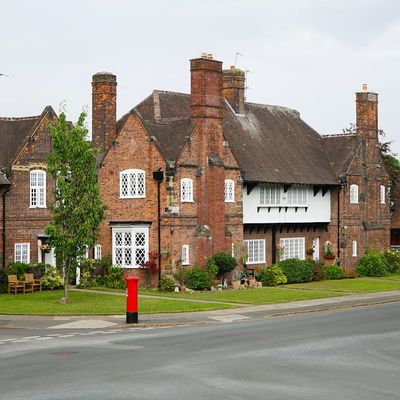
(1, 303), (399, 400)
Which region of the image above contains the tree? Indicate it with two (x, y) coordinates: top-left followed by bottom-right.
(207, 252), (237, 283)
(46, 111), (106, 303)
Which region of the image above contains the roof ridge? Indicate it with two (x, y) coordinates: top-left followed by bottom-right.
(0, 115), (41, 121)
(322, 133), (357, 138)
(153, 89), (190, 97)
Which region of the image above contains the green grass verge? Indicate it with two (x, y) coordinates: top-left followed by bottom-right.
(286, 277), (400, 293)
(0, 290), (233, 315)
(138, 287), (344, 304)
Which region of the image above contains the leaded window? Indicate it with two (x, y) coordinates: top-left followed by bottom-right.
(181, 178), (193, 202)
(259, 185), (308, 206)
(120, 169), (145, 198)
(350, 184), (359, 204)
(224, 179), (235, 202)
(30, 170), (46, 208)
(182, 245), (190, 265)
(244, 239), (265, 264)
(280, 237), (305, 260)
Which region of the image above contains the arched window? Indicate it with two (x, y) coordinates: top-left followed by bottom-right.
(224, 179), (235, 202)
(120, 169), (145, 198)
(350, 184), (359, 204)
(181, 178), (193, 202)
(30, 170), (46, 208)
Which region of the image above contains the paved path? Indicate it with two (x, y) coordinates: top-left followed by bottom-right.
(0, 290), (399, 331)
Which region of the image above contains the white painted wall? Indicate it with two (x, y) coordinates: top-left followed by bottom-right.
(243, 185), (331, 224)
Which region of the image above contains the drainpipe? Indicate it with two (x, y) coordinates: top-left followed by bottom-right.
(271, 225), (277, 264)
(337, 177), (346, 264)
(2, 185), (10, 269)
(152, 170), (164, 286)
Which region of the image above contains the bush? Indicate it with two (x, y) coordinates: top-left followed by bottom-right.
(0, 269), (8, 293)
(104, 265), (125, 289)
(356, 251), (388, 277)
(26, 263), (47, 279)
(42, 266), (64, 290)
(173, 268), (190, 287)
(6, 262), (30, 279)
(159, 276), (175, 292)
(323, 265), (345, 280)
(207, 252), (237, 280)
(277, 258), (315, 283)
(258, 265), (287, 286)
(383, 248), (400, 273)
(187, 268), (212, 291)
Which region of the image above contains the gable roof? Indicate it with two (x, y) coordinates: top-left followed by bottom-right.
(0, 106), (55, 170)
(322, 134), (362, 177)
(127, 91), (338, 185)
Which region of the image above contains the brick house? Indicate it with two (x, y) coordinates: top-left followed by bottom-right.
(0, 54), (393, 279)
(0, 107), (57, 269)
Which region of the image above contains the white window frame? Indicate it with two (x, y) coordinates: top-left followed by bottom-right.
(94, 244), (102, 260)
(120, 169), (146, 199)
(181, 178), (194, 202)
(280, 237), (305, 261)
(15, 243), (30, 263)
(224, 179), (235, 202)
(259, 185), (308, 207)
(182, 244), (190, 265)
(380, 185), (386, 204)
(30, 169), (46, 208)
(350, 184), (359, 204)
(244, 239), (266, 264)
(352, 240), (358, 257)
(112, 226), (149, 268)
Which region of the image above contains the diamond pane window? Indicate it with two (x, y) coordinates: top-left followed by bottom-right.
(350, 184), (359, 204)
(112, 227), (149, 268)
(120, 169), (146, 198)
(181, 178), (193, 202)
(244, 239), (265, 264)
(224, 179), (235, 202)
(182, 245), (190, 265)
(30, 170), (46, 208)
(380, 185), (385, 204)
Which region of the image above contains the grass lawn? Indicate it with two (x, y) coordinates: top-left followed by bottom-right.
(287, 277), (400, 293)
(138, 287), (344, 305)
(0, 290), (233, 315)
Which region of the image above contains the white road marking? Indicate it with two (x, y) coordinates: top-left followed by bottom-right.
(208, 314), (250, 323)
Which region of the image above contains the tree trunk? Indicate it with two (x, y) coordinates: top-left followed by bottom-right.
(60, 260), (70, 304)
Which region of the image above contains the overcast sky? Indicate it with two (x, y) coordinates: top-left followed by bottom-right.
(1, 0), (399, 155)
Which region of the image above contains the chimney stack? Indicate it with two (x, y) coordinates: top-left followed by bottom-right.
(92, 72), (117, 152)
(222, 66), (245, 114)
(356, 84), (378, 138)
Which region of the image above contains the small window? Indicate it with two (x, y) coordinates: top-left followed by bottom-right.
(94, 244), (102, 260)
(350, 184), (359, 204)
(181, 178), (193, 202)
(30, 170), (46, 208)
(224, 179), (235, 202)
(15, 243), (30, 263)
(380, 185), (385, 204)
(182, 245), (190, 265)
(244, 239), (265, 264)
(120, 169), (145, 198)
(352, 240), (358, 257)
(280, 237), (305, 260)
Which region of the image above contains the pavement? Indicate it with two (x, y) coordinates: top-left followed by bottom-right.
(1, 289), (400, 331)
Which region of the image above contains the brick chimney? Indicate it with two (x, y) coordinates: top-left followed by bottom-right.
(222, 66), (245, 114)
(190, 53), (226, 261)
(356, 84), (378, 139)
(92, 72), (117, 151)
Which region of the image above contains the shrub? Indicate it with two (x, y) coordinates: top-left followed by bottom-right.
(356, 251), (388, 277)
(323, 265), (345, 280)
(173, 268), (190, 287)
(187, 268), (212, 291)
(6, 262), (30, 279)
(42, 266), (64, 290)
(277, 258), (315, 283)
(383, 248), (400, 273)
(104, 265), (125, 289)
(0, 269), (8, 293)
(258, 265), (287, 286)
(26, 263), (47, 279)
(159, 276), (175, 292)
(207, 252), (237, 280)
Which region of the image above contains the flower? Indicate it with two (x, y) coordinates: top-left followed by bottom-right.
(277, 243), (285, 256)
(40, 243), (51, 252)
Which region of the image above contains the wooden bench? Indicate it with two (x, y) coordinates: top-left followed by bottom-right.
(7, 275), (32, 294)
(24, 273), (42, 292)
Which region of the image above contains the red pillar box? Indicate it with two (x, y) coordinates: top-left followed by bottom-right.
(125, 276), (140, 324)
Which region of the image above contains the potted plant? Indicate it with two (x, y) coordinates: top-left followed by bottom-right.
(306, 247), (314, 256)
(277, 243), (285, 258)
(323, 241), (335, 259)
(40, 243), (52, 253)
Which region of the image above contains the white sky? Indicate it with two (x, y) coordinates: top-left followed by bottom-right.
(1, 0), (399, 155)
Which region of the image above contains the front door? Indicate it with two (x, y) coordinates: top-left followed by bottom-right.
(312, 237), (320, 261)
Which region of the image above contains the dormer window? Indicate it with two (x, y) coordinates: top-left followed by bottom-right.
(120, 169), (145, 198)
(350, 184), (359, 204)
(224, 179), (235, 202)
(30, 170), (46, 208)
(181, 178), (193, 202)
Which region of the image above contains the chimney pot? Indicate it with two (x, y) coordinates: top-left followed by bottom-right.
(362, 83), (368, 92)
